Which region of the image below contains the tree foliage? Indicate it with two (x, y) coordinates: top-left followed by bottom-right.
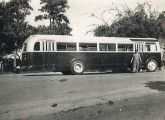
(92, 2), (165, 39)
(0, 0), (72, 58)
(35, 0), (72, 35)
(0, 0), (37, 56)
(35, 0), (69, 25)
(37, 23), (72, 35)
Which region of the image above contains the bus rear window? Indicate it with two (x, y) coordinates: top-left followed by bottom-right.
(79, 43), (97, 51)
(118, 44), (133, 51)
(23, 43), (27, 52)
(99, 44), (116, 51)
(34, 42), (40, 51)
(57, 42), (76, 51)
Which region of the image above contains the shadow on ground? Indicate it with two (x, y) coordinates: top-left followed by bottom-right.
(25, 72), (130, 76)
(24, 71), (143, 76)
(144, 81), (165, 91)
(24, 74), (63, 76)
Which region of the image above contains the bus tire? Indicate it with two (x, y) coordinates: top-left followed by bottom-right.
(146, 59), (158, 72)
(15, 68), (21, 74)
(71, 61), (85, 75)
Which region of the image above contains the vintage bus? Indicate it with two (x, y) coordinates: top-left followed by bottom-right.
(21, 35), (162, 75)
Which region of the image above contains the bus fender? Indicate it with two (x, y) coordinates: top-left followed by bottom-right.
(145, 57), (160, 67)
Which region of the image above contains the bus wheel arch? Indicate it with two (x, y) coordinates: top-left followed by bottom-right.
(70, 60), (86, 75)
(146, 59), (158, 72)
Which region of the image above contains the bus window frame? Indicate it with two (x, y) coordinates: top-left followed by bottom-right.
(99, 43), (116, 52)
(34, 42), (40, 51)
(40, 40), (56, 52)
(117, 43), (134, 52)
(23, 43), (27, 52)
(79, 43), (97, 52)
(42, 42), (45, 51)
(57, 42), (77, 52)
(144, 43), (158, 52)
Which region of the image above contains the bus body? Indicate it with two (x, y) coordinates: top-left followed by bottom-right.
(21, 35), (161, 74)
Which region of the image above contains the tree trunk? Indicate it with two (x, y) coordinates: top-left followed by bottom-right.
(13, 49), (17, 72)
(50, 18), (52, 26)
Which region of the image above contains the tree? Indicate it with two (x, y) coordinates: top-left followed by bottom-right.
(92, 2), (165, 39)
(35, 0), (72, 35)
(37, 24), (72, 35)
(0, 0), (35, 55)
(0, 0), (37, 71)
(0, 2), (7, 32)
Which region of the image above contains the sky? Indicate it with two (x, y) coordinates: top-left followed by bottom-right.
(2, 0), (165, 36)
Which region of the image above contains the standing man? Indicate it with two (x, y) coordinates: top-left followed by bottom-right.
(131, 50), (142, 73)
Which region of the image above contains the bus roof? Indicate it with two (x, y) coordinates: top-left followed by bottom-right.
(130, 38), (157, 42)
(24, 35), (158, 44)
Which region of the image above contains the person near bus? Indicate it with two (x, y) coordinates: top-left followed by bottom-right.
(131, 50), (142, 73)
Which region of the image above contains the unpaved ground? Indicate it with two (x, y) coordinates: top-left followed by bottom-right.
(0, 71), (165, 120)
(25, 92), (165, 120)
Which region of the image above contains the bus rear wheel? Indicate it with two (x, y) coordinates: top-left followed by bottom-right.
(71, 61), (85, 75)
(146, 59), (158, 72)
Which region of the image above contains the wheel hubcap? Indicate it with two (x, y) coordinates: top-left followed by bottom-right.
(148, 62), (156, 71)
(74, 63), (83, 73)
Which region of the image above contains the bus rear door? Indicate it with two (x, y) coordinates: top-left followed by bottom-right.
(42, 40), (55, 70)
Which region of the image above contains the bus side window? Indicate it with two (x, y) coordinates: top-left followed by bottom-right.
(79, 43), (97, 51)
(127, 45), (133, 51)
(57, 43), (67, 51)
(23, 43), (27, 52)
(118, 44), (133, 51)
(99, 44), (116, 51)
(57, 42), (76, 51)
(52, 42), (55, 51)
(79, 43), (96, 51)
(99, 44), (107, 51)
(67, 43), (76, 51)
(88, 44), (97, 51)
(42, 42), (44, 51)
(139, 44), (144, 52)
(49, 42), (51, 51)
(108, 44), (116, 51)
(46, 41), (48, 51)
(34, 42), (40, 51)
(79, 43), (88, 51)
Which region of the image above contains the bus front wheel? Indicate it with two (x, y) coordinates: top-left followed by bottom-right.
(71, 61), (85, 75)
(146, 59), (158, 72)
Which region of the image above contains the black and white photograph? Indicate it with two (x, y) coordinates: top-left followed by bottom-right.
(0, 0), (165, 119)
